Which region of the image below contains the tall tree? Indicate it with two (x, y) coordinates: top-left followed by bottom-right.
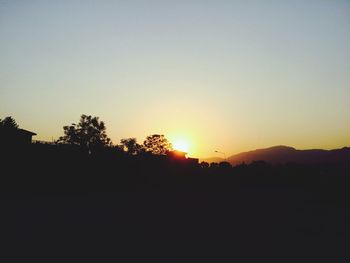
(58, 114), (111, 153)
(0, 116), (19, 130)
(0, 116), (19, 146)
(143, 134), (172, 155)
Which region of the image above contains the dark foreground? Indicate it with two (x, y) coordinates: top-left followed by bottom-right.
(1, 146), (350, 262)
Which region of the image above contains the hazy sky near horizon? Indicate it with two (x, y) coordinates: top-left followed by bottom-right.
(1, 0), (349, 157)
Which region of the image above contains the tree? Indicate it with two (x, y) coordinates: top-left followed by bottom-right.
(119, 138), (142, 155)
(57, 114), (112, 153)
(200, 161), (209, 169)
(143, 134), (172, 155)
(0, 116), (19, 146)
(219, 161), (232, 169)
(0, 116), (18, 130)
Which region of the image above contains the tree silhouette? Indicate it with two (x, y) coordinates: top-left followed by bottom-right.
(143, 134), (172, 155)
(120, 138), (142, 155)
(200, 161), (209, 169)
(57, 114), (111, 153)
(0, 116), (19, 146)
(0, 116), (18, 130)
(219, 161), (232, 169)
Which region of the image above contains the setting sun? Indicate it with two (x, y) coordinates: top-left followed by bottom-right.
(168, 132), (197, 156)
(172, 139), (190, 153)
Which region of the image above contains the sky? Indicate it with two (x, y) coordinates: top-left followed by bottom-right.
(1, 0), (349, 158)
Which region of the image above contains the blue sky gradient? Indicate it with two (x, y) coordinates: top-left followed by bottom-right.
(1, 0), (349, 157)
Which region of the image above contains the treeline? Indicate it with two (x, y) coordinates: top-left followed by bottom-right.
(1, 115), (173, 155)
(1, 114), (350, 193)
(55, 114), (174, 156)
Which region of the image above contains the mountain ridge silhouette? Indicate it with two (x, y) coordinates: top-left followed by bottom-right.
(201, 145), (350, 164)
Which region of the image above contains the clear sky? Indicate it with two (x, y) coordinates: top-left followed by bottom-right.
(1, 0), (349, 157)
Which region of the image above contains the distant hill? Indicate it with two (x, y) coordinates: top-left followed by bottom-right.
(202, 146), (350, 165)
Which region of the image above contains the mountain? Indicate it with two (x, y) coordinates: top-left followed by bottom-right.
(202, 146), (350, 165)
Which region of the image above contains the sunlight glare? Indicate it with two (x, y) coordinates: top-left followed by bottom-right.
(173, 139), (190, 153)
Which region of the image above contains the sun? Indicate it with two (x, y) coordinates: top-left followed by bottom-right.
(172, 139), (189, 153)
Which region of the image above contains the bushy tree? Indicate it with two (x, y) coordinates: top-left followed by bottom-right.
(120, 138), (142, 155)
(58, 114), (111, 153)
(143, 134), (172, 155)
